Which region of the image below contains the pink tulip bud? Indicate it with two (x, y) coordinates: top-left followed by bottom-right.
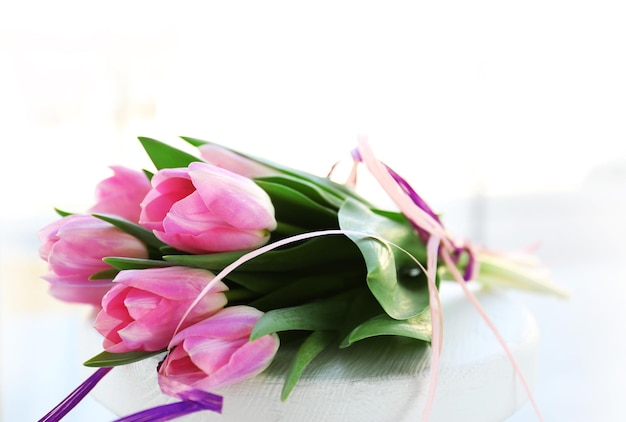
(158, 306), (280, 396)
(198, 144), (275, 179)
(139, 162), (277, 254)
(88, 166), (152, 223)
(94, 266), (228, 353)
(38, 214), (149, 306)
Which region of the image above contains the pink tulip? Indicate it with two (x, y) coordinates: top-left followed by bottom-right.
(94, 266), (228, 353)
(139, 162), (277, 254)
(198, 144), (275, 179)
(88, 166), (152, 223)
(158, 306), (280, 396)
(38, 214), (149, 306)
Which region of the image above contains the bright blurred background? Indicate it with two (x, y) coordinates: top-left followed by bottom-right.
(1, 1), (625, 421)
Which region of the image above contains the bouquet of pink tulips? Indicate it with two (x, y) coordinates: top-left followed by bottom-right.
(38, 136), (561, 421)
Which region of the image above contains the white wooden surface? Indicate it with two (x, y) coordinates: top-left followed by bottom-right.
(89, 284), (539, 422)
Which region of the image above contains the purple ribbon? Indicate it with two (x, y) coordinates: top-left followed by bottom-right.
(39, 367), (113, 422)
(39, 366), (222, 422)
(113, 389), (223, 422)
(353, 149), (476, 281)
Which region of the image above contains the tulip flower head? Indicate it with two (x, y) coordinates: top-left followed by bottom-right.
(158, 306), (280, 396)
(139, 162), (277, 254)
(88, 166), (152, 223)
(38, 214), (149, 306)
(94, 266), (228, 353)
(198, 143), (276, 179)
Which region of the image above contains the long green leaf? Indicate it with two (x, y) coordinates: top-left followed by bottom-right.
(250, 292), (353, 340)
(338, 199), (431, 320)
(180, 136), (209, 148)
(138, 136), (202, 170)
(84, 350), (165, 367)
(162, 250), (248, 270)
(102, 257), (172, 271)
(222, 272), (294, 294)
(89, 268), (119, 280)
(54, 208), (73, 217)
(340, 310), (432, 348)
(255, 180), (339, 229)
(92, 213), (167, 257)
(334, 287), (385, 340)
(256, 174), (344, 210)
(163, 236), (362, 272)
(250, 270), (363, 311)
(281, 331), (336, 401)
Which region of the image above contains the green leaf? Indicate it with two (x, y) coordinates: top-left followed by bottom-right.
(102, 257), (172, 271)
(250, 270), (363, 311)
(340, 309), (432, 348)
(281, 331), (336, 401)
(334, 287), (385, 340)
(138, 136), (202, 170)
(54, 208), (73, 217)
(163, 250), (249, 270)
(89, 268), (119, 280)
(91, 214), (163, 248)
(250, 292), (353, 340)
(142, 169), (154, 181)
(222, 272), (293, 294)
(163, 236), (362, 273)
(180, 136), (209, 148)
(338, 199), (431, 320)
(91, 213), (167, 258)
(255, 180), (339, 230)
(256, 174), (344, 210)
(83, 349), (165, 367)
(224, 287), (259, 304)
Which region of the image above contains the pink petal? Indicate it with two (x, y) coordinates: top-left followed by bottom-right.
(197, 334), (280, 390)
(139, 170), (195, 230)
(48, 282), (112, 306)
(184, 337), (246, 375)
(115, 267), (226, 302)
(88, 166), (151, 222)
(124, 289), (160, 320)
(198, 144), (274, 179)
(157, 225), (270, 254)
(162, 192), (225, 236)
(170, 306), (261, 345)
(188, 162), (276, 231)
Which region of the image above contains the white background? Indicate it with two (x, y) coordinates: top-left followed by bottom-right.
(1, 1), (625, 421)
